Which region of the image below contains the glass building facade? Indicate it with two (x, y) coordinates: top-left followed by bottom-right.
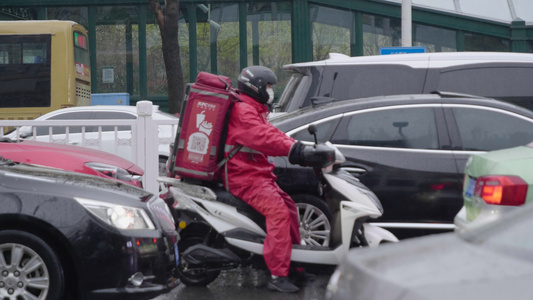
(1, 0), (531, 111)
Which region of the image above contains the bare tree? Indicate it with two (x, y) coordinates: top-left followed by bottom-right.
(149, 0), (184, 114)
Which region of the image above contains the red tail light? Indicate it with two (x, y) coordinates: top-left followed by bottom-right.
(473, 175), (528, 206)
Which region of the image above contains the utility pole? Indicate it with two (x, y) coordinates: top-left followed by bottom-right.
(401, 0), (412, 47)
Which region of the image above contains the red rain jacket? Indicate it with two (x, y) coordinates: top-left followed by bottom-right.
(222, 94), (295, 189)
(222, 93), (300, 276)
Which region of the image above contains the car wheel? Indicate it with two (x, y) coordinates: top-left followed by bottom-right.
(176, 230), (221, 286)
(0, 230), (64, 300)
(291, 194), (333, 247)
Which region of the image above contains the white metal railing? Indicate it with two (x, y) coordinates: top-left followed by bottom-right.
(0, 101), (177, 194)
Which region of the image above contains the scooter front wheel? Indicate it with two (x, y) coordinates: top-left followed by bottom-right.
(176, 232), (221, 286)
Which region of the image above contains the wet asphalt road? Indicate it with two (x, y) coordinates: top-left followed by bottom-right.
(152, 267), (334, 300)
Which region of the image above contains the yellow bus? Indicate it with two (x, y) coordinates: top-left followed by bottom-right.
(0, 20), (91, 121)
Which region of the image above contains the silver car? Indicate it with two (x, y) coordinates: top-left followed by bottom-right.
(326, 201), (533, 300)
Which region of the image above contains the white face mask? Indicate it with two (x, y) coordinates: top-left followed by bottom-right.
(266, 87), (275, 104)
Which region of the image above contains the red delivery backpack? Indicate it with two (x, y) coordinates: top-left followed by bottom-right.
(170, 72), (241, 181)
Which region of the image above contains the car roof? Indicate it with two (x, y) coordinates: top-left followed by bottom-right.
(283, 51), (533, 70)
(35, 105), (177, 120)
(270, 93), (533, 132)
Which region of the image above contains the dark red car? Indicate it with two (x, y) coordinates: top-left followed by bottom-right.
(0, 138), (144, 187)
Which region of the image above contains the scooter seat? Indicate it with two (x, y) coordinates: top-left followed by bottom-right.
(214, 188), (266, 231)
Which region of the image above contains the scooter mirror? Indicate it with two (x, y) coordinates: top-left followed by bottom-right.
(308, 124), (318, 145)
(308, 124), (317, 135)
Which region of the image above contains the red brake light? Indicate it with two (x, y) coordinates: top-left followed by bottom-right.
(473, 175), (528, 206)
(431, 182), (456, 190)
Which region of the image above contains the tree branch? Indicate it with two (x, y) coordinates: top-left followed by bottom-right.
(149, 0), (165, 30)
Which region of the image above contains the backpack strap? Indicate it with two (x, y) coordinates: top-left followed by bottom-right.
(217, 144), (243, 169)
(220, 144), (243, 191)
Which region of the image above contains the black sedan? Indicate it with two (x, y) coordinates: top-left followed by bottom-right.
(0, 161), (179, 300)
(271, 92), (533, 239)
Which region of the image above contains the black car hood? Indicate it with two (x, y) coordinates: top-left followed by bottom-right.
(0, 164), (152, 204)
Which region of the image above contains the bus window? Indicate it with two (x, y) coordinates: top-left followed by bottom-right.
(0, 35), (51, 109)
(0, 21), (91, 121)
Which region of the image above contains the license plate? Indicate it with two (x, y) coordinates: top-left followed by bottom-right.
(465, 177), (476, 197)
(174, 243), (179, 266)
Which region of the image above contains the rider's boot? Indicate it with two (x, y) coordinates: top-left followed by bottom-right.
(289, 269), (317, 285)
(267, 276), (299, 293)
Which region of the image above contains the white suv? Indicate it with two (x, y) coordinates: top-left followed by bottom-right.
(274, 51), (533, 113)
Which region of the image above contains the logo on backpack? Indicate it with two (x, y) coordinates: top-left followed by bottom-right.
(186, 102), (219, 163)
(196, 110), (214, 136)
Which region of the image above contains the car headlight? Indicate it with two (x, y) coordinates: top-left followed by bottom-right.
(75, 197), (155, 230)
(85, 162), (138, 182)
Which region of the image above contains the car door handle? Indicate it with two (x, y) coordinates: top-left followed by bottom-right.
(68, 141), (79, 145)
(341, 167), (367, 175)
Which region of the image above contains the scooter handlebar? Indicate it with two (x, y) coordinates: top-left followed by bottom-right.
(300, 143), (336, 168)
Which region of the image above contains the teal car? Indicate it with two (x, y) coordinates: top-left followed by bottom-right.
(455, 143), (533, 231)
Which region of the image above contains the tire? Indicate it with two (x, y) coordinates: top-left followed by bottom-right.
(291, 194), (333, 247)
(0, 230), (65, 300)
(175, 230), (221, 286)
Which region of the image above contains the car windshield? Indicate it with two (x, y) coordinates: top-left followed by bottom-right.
(274, 72), (305, 112)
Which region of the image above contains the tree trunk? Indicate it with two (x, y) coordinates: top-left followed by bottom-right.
(149, 0), (184, 114)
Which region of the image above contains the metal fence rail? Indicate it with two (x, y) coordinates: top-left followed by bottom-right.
(0, 101), (176, 194)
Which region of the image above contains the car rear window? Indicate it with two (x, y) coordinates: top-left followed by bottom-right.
(438, 65), (533, 111)
(324, 65), (427, 100)
(452, 107), (533, 151)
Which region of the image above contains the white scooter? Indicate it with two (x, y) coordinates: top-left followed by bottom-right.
(159, 125), (398, 286)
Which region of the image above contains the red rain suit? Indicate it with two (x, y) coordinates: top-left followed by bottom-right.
(222, 93), (301, 277)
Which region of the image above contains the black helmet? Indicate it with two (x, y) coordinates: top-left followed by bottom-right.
(237, 66), (277, 104)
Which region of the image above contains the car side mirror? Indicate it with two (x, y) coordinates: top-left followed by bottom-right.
(16, 127), (33, 139)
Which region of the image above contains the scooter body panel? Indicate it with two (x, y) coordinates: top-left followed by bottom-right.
(225, 237), (348, 265)
(172, 184), (397, 266)
(290, 246), (346, 265)
(363, 223), (400, 247)
(325, 173), (383, 218)
(171, 186), (266, 236)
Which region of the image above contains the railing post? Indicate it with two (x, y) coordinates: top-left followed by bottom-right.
(136, 101), (159, 194)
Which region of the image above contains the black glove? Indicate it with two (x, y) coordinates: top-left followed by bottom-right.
(289, 141), (335, 168)
(288, 141), (306, 165)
